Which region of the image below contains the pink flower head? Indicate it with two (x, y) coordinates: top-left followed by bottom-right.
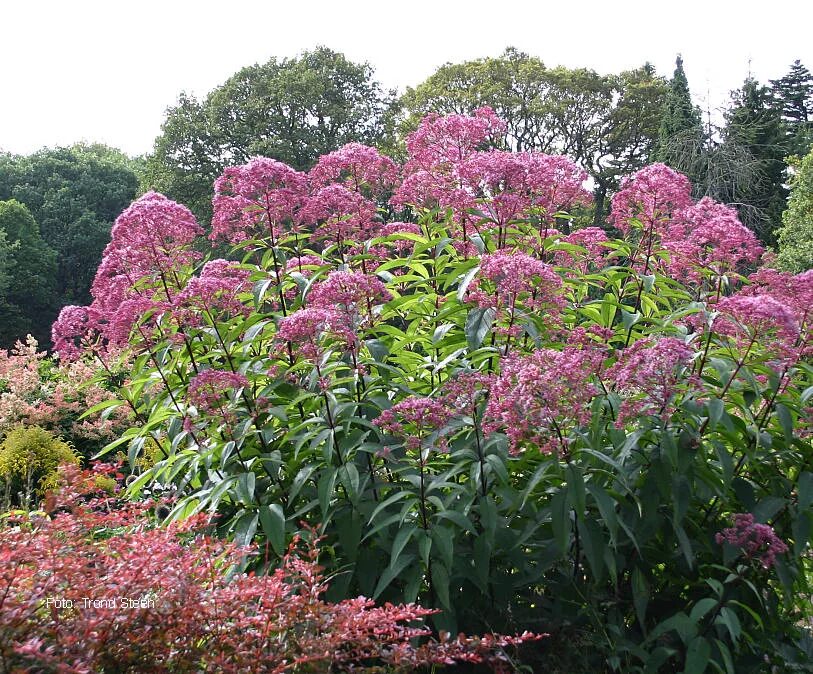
(211, 158), (308, 244)
(103, 191), (203, 279)
(375, 397), (452, 452)
(309, 143), (398, 195)
(665, 197), (763, 281)
(86, 192), (203, 347)
(744, 268), (813, 346)
(466, 251), (564, 336)
(100, 296), (169, 348)
(715, 513), (788, 569)
(609, 163), (693, 236)
(555, 227), (610, 273)
(299, 184), (379, 243)
(188, 370), (249, 416)
(440, 371), (494, 415)
(483, 347), (604, 455)
(608, 337), (696, 426)
(458, 150), (590, 227)
(277, 307), (357, 360)
(308, 271), (392, 327)
(714, 294), (799, 346)
(404, 107), (505, 169)
(52, 305), (93, 361)
(390, 108), (505, 213)
(174, 259), (252, 326)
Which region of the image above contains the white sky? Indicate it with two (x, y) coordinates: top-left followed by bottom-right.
(1, 0), (811, 157)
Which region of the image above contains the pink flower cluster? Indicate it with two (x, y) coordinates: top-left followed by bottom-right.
(175, 259), (252, 325)
(742, 268), (813, 357)
(713, 294), (800, 347)
(665, 197), (763, 281)
(466, 251), (564, 335)
(441, 371), (494, 415)
(375, 397), (452, 452)
(211, 157), (308, 244)
(553, 227), (610, 274)
(483, 346), (605, 455)
(609, 163), (693, 236)
(309, 142), (398, 194)
(608, 337), (697, 426)
(187, 370), (249, 416)
(299, 183), (379, 244)
(53, 193), (203, 358)
(715, 513), (788, 569)
(276, 307), (357, 360)
(609, 165), (763, 282)
(308, 270), (392, 327)
(457, 150), (590, 227)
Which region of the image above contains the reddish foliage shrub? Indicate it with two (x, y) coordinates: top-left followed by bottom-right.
(0, 464), (541, 673)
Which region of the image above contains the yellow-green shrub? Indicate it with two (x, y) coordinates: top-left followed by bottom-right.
(0, 426), (77, 509)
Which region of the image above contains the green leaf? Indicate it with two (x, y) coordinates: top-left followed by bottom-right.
(551, 489), (570, 555)
(684, 636), (710, 674)
(373, 553), (416, 599)
(464, 306), (496, 349)
(318, 468), (337, 517)
(431, 562), (451, 610)
(716, 607), (741, 644)
(707, 398), (724, 429)
(236, 472), (256, 505)
(689, 597), (718, 623)
(390, 524), (417, 569)
(435, 510), (475, 533)
(233, 511), (258, 548)
(632, 567), (649, 629)
(259, 504), (285, 555)
(775, 403), (794, 443)
(456, 265), (480, 301)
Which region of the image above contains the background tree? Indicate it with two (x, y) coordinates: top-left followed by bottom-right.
(0, 200), (57, 347)
(401, 49), (666, 225)
(771, 60), (813, 156)
(0, 228), (13, 305)
(776, 148), (813, 271)
(724, 77), (790, 243)
(655, 55), (705, 183)
(142, 47), (395, 222)
(0, 144), (140, 306)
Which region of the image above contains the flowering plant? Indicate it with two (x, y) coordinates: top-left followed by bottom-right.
(53, 110), (813, 672)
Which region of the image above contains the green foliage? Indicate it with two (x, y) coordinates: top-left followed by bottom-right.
(101, 203), (813, 672)
(770, 60), (813, 156)
(725, 78), (790, 243)
(0, 425), (77, 509)
(0, 199), (58, 347)
(777, 149), (813, 271)
(656, 55), (703, 163)
(401, 49), (666, 225)
(143, 47), (395, 222)
(0, 144), (141, 313)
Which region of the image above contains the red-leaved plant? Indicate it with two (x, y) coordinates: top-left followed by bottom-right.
(0, 464), (540, 673)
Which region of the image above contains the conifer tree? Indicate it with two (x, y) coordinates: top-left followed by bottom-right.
(725, 78), (789, 243)
(771, 60), (813, 156)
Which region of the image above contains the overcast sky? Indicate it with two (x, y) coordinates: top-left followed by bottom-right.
(1, 0), (811, 157)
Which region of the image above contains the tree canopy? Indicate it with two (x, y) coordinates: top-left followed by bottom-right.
(0, 144), (140, 306)
(776, 148), (813, 271)
(400, 48), (667, 225)
(142, 47), (395, 222)
(0, 199), (57, 347)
